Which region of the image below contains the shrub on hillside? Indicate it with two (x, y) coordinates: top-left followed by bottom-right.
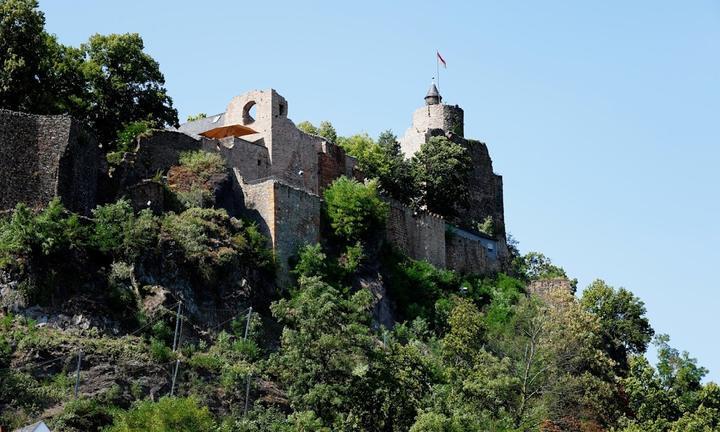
(107, 121), (153, 165)
(0, 198), (86, 268)
(106, 396), (216, 432)
(168, 150), (227, 208)
(160, 207), (273, 280)
(323, 177), (388, 243)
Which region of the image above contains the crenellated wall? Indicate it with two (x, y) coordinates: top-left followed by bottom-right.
(385, 199), (447, 269)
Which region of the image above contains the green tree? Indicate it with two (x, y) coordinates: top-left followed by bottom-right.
(0, 0), (46, 111)
(581, 279), (654, 375)
(106, 397), (215, 432)
(317, 120), (337, 143)
(620, 336), (714, 430)
(186, 112), (207, 122)
(297, 120), (318, 135)
(80, 33), (178, 146)
(411, 136), (472, 218)
(489, 291), (618, 430)
(323, 176), (388, 243)
(518, 252), (568, 281)
(268, 276), (375, 426)
(375, 130), (417, 204)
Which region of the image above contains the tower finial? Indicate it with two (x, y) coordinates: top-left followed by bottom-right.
(425, 81), (442, 105)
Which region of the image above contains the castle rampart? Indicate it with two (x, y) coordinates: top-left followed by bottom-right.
(0, 109), (99, 215)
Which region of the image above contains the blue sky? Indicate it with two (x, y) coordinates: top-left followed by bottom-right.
(40, 0), (720, 379)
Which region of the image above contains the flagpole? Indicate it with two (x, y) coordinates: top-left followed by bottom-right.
(436, 50), (440, 92)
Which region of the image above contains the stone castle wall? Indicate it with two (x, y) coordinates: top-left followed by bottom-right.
(527, 278), (575, 297)
(224, 89), (321, 194)
(272, 181), (321, 285)
(445, 230), (499, 275)
(461, 138), (506, 240)
(206, 137), (270, 182)
(0, 109), (99, 215)
(385, 199), (447, 269)
(235, 175), (320, 287)
(318, 141), (358, 192)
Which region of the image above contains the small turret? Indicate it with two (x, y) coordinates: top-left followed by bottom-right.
(425, 83), (442, 105)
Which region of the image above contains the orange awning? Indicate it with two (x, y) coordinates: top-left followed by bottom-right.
(199, 124), (258, 139)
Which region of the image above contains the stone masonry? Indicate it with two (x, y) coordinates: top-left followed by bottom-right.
(399, 83), (508, 257)
(0, 86), (508, 287)
(0, 109), (99, 215)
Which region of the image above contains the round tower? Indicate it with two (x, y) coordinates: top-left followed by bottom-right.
(399, 83), (464, 157)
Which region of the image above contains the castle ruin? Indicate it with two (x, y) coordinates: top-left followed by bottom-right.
(0, 86), (508, 285)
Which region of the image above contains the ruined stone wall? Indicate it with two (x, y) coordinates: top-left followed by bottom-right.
(56, 122), (101, 214)
(461, 138), (506, 241)
(272, 181), (321, 287)
(203, 137), (270, 182)
(318, 141), (358, 193)
(235, 175), (321, 287)
(445, 230), (499, 275)
(0, 109), (99, 215)
(270, 126), (321, 194)
(234, 174), (275, 245)
(125, 130), (202, 184)
(223, 89), (320, 194)
(385, 199), (446, 268)
(400, 104), (464, 157)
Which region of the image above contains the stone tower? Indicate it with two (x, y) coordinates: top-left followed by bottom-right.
(399, 83), (464, 157)
(223, 89), (319, 193)
(398, 84), (509, 261)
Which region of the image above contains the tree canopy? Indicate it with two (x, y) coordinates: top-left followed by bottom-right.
(0, 0), (178, 149)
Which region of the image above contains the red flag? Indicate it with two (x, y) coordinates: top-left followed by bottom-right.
(437, 51), (447, 68)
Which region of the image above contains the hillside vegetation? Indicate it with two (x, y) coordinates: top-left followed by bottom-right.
(1, 1), (718, 431)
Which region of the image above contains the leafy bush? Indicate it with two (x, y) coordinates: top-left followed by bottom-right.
(338, 241), (364, 274)
(92, 200), (160, 261)
(293, 243), (329, 279)
(161, 207), (236, 267)
(106, 396), (216, 432)
(323, 176), (388, 243)
(0, 198), (86, 267)
(108, 121), (152, 164)
(177, 150), (225, 178)
(168, 150), (226, 209)
(382, 247), (459, 323)
(149, 337), (174, 362)
(50, 397), (114, 432)
(160, 207), (273, 281)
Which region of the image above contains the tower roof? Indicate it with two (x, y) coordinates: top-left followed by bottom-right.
(425, 83), (442, 105)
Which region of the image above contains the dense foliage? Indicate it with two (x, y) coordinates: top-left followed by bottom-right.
(302, 122), (473, 218)
(323, 176), (389, 244)
(1, 197), (717, 432)
(0, 0), (178, 149)
(0, 2), (716, 430)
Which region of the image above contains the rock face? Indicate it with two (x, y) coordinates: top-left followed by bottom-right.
(0, 109), (100, 215)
